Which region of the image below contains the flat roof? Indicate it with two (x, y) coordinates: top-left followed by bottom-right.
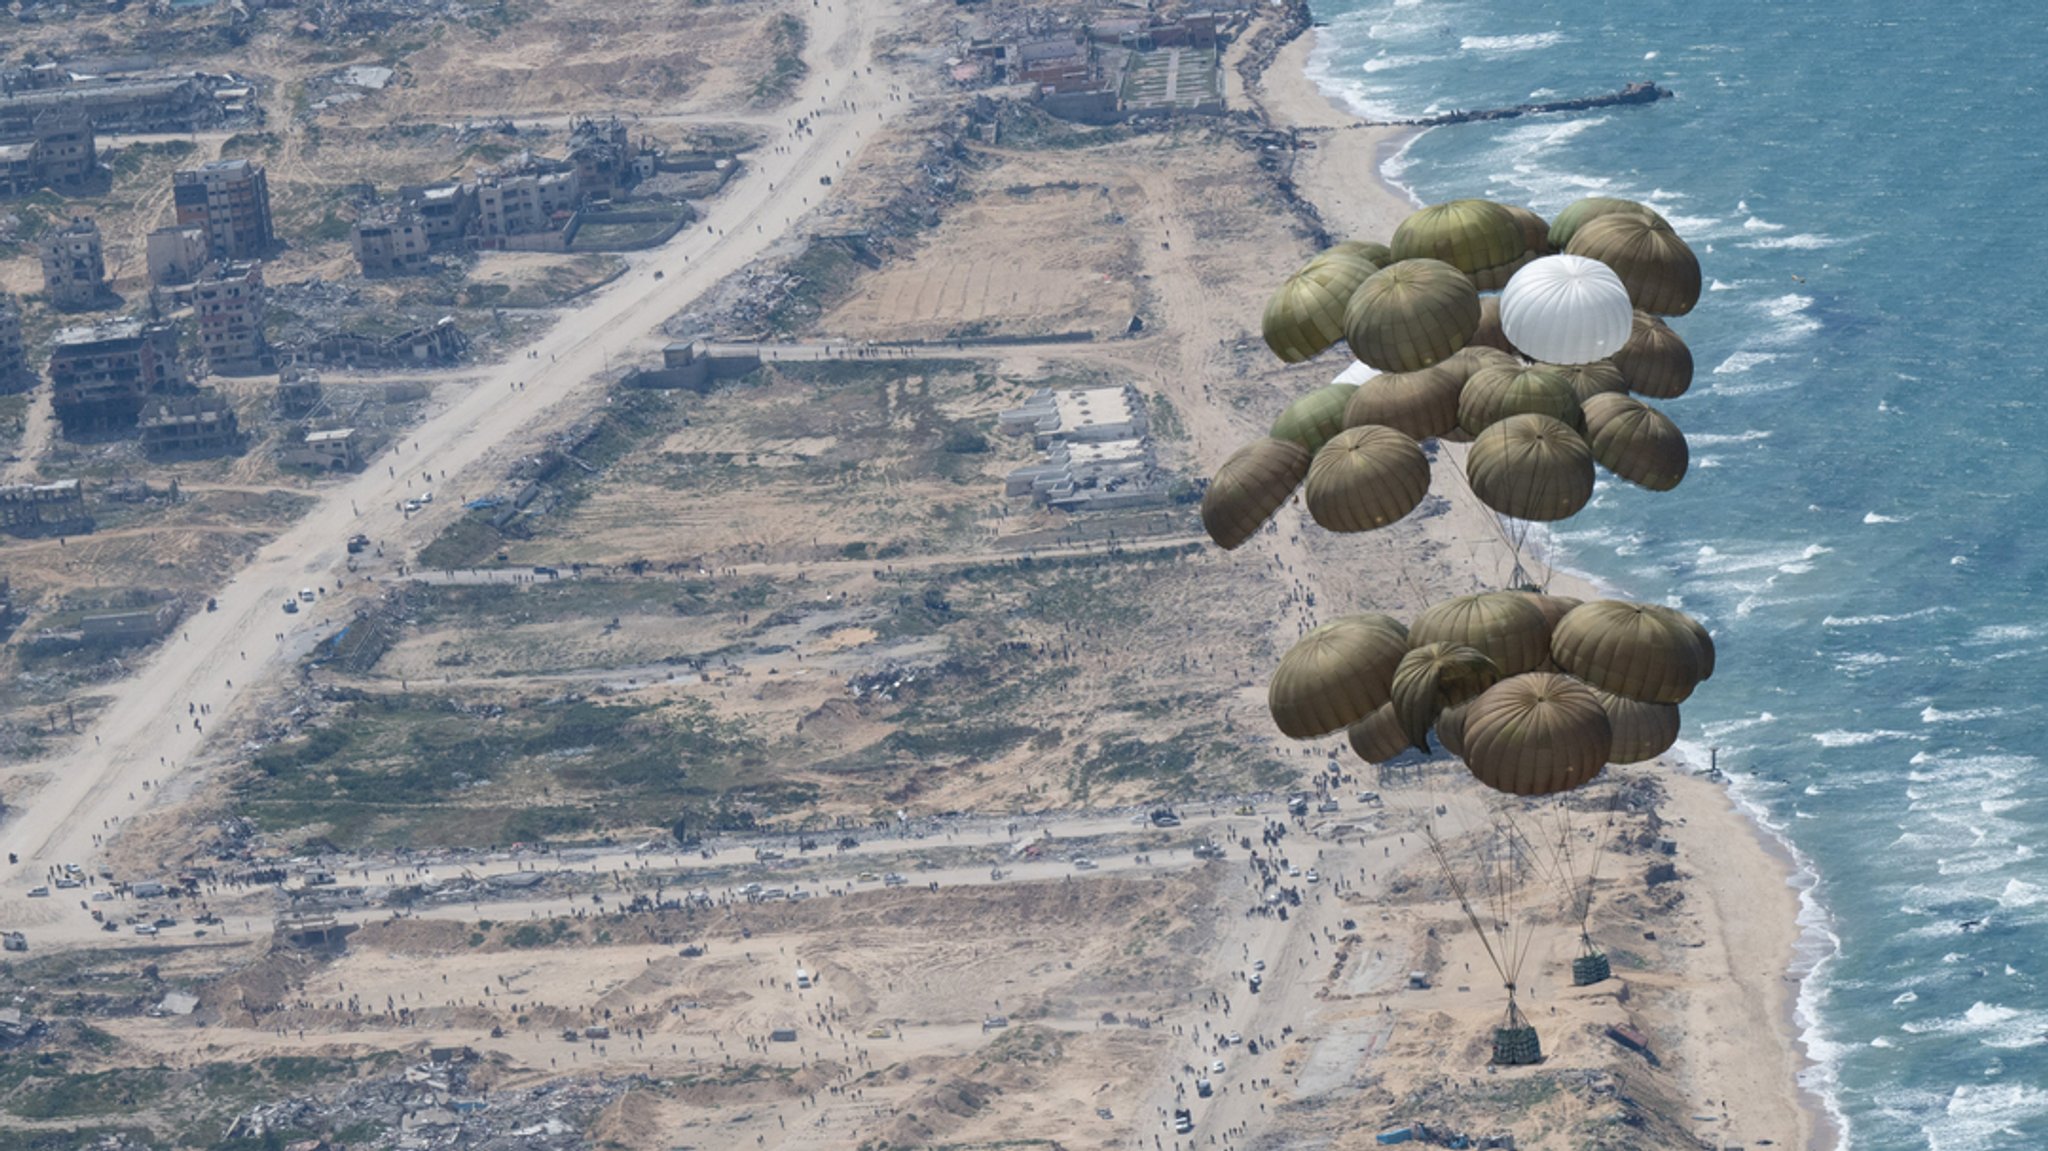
(1051, 386), (1137, 430)
(304, 428), (356, 443)
(53, 317), (145, 345)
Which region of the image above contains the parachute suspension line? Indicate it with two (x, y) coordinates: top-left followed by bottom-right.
(1424, 821), (1512, 991)
(1442, 439), (1528, 589)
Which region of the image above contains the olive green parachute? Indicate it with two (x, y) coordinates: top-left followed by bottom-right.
(1342, 362), (1466, 441)
(1306, 425), (1431, 532)
(1549, 599), (1709, 704)
(1512, 590), (1582, 632)
(1470, 296), (1521, 356)
(1435, 701), (1470, 758)
(1457, 362), (1583, 437)
(1408, 591), (1552, 677)
(1328, 239), (1392, 267)
(1597, 689), (1682, 764)
(1201, 437), (1310, 551)
(1465, 413), (1596, 522)
(1566, 212), (1702, 317)
(1391, 642), (1504, 749)
(1343, 259), (1482, 374)
(1347, 703), (1413, 765)
(1553, 361), (1629, 404)
(1268, 613), (1412, 738)
(1447, 343), (1521, 379)
(1390, 200), (1527, 289)
(1504, 204), (1552, 261)
(1262, 250), (1381, 363)
(1271, 382), (1359, 455)
(1582, 392), (1688, 491)
(1682, 612), (1716, 680)
(1460, 672), (1613, 796)
(1610, 311), (1694, 399)
(1546, 197), (1667, 253)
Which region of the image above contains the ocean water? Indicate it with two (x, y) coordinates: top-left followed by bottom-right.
(1304, 2), (2048, 1148)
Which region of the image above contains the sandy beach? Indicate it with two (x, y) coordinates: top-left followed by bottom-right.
(1253, 26), (1831, 1150)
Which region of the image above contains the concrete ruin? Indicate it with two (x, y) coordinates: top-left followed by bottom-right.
(628, 342), (763, 391)
(0, 293), (31, 392)
(275, 364), (324, 419)
(174, 158), (275, 260)
(146, 224), (212, 286)
(0, 106), (96, 196)
(192, 260), (275, 374)
(300, 316), (468, 369)
(138, 391), (244, 457)
(351, 210), (433, 276)
(49, 318), (188, 434)
(0, 62), (241, 134)
(0, 479), (90, 537)
(39, 217), (109, 311)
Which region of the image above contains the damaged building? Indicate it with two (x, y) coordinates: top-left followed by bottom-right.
(0, 64), (235, 134)
(0, 479), (90, 537)
(0, 293), (31, 392)
(299, 316), (468, 368)
(192, 260), (275, 374)
(49, 318), (187, 434)
(138, 391), (243, 456)
(476, 161), (581, 249)
(39, 217), (109, 311)
(350, 209), (432, 276)
(174, 159), (275, 260)
(0, 106), (96, 196)
(146, 224), (211, 286)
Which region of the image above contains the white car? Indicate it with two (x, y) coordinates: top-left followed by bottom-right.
(1252, 960), (1266, 972)
(1072, 857), (1098, 871)
(1224, 1032), (1242, 1046)
(1305, 869), (1320, 884)
(1210, 1059), (1226, 1074)
(1286, 864), (1301, 878)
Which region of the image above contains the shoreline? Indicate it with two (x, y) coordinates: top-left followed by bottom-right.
(1253, 22), (1837, 1150)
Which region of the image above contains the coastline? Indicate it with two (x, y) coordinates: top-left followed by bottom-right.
(1253, 24), (1835, 1150)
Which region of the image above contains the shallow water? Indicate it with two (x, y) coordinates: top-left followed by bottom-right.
(1306, 2), (2048, 1147)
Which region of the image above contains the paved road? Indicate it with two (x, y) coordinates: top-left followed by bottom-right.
(0, 0), (909, 934)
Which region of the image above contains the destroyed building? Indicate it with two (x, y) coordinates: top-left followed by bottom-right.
(146, 224), (211, 286)
(0, 293), (31, 392)
(138, 391), (243, 456)
(409, 182), (479, 243)
(564, 114), (649, 200)
(49, 318), (187, 434)
(192, 261), (274, 374)
(39, 217), (109, 311)
(0, 106), (96, 196)
(0, 66), (229, 134)
(174, 159), (275, 259)
(999, 385), (1169, 510)
(299, 316), (467, 368)
(0, 479), (90, 537)
(350, 210), (432, 276)
(275, 364), (323, 419)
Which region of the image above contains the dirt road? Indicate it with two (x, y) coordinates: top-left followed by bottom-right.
(0, 0), (907, 927)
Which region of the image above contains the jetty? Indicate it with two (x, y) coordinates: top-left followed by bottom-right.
(1381, 81), (1672, 128)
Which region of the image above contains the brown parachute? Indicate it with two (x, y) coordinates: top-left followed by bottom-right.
(1305, 425), (1432, 532)
(1268, 613), (1412, 738)
(1464, 413), (1596, 522)
(1201, 437), (1310, 551)
(1460, 672), (1613, 796)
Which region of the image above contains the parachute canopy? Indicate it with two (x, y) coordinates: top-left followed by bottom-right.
(1268, 613), (1412, 738)
(1391, 199), (1527, 289)
(1458, 363), (1583, 437)
(1409, 592), (1552, 677)
(1465, 413), (1596, 522)
(1344, 259), (1482, 374)
(1498, 254), (1635, 366)
(1546, 196), (1667, 252)
(1549, 599), (1709, 704)
(1262, 250), (1381, 363)
(1201, 437), (1310, 551)
(1305, 425), (1431, 532)
(1582, 392), (1688, 491)
(1343, 363), (1466, 441)
(1566, 213), (1703, 317)
(1271, 382), (1358, 455)
(1611, 311), (1694, 399)
(1461, 672), (1613, 796)
(1392, 642), (1504, 750)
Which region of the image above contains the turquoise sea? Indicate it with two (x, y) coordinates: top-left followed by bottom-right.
(1304, 2), (2048, 1147)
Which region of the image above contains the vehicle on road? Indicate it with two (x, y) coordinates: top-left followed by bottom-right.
(1248, 974), (1262, 994)
(298, 588), (316, 602)
(1196, 1078), (1213, 1097)
(1149, 809), (1181, 828)
(882, 873), (908, 887)
(282, 598), (299, 614)
(1224, 1031), (1242, 1046)
(1172, 1109), (1193, 1135)
(1210, 1059), (1226, 1074)
(26, 886), (48, 898)
(1286, 864), (1301, 877)
(347, 534), (371, 554)
(856, 872), (879, 883)
(1305, 869), (1320, 883)
(1252, 960), (1266, 972)
(1071, 857), (1098, 871)
(133, 924), (157, 936)
(1317, 799), (1340, 813)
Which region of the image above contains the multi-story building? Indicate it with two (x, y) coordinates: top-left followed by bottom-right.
(351, 211), (432, 276)
(191, 261), (272, 374)
(0, 293), (31, 392)
(39, 217), (107, 310)
(0, 106), (96, 196)
(173, 158), (274, 259)
(138, 391), (242, 456)
(476, 167), (580, 240)
(145, 224), (211, 285)
(48, 318), (186, 434)
(410, 183), (478, 244)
